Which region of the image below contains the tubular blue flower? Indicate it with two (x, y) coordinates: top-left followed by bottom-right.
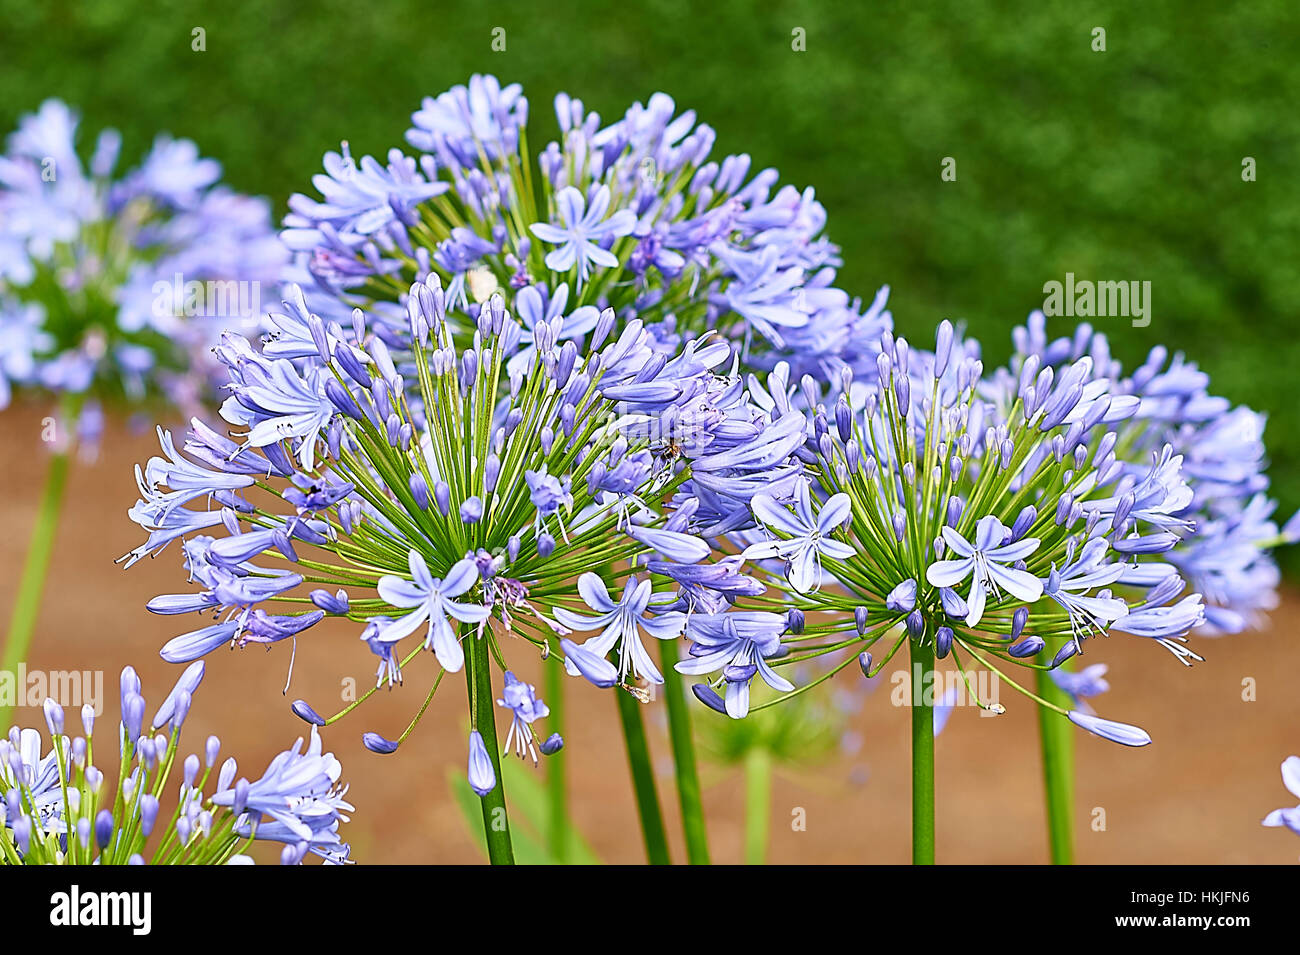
(674, 611), (793, 718)
(496, 671), (549, 763)
(742, 480), (854, 593)
(375, 552), (489, 673)
(1066, 711), (1151, 747)
(213, 726), (353, 863)
(1043, 537), (1128, 649)
(555, 574), (685, 686)
(926, 515), (1043, 626)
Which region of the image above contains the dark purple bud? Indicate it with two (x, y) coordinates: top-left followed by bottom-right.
(835, 398), (852, 442)
(589, 307), (616, 350)
(857, 651), (873, 677)
(555, 341), (578, 390)
(1012, 607), (1028, 641)
(409, 472), (430, 510)
(946, 496), (963, 527)
(94, 809), (114, 850)
(786, 608), (805, 635)
(539, 733), (565, 756)
(854, 606), (869, 634)
(1010, 505), (1037, 541)
(1009, 635), (1045, 658)
(1051, 641), (1079, 668)
(460, 350), (478, 390)
(122, 693), (145, 743)
(691, 684), (728, 714)
(292, 700), (327, 726)
(537, 532), (555, 558)
(894, 373), (910, 415)
(906, 610), (924, 640)
(935, 626), (953, 659)
(140, 794), (160, 836)
(336, 343), (371, 387)
(325, 379), (362, 419)
(363, 732), (399, 754)
(1113, 492), (1134, 530)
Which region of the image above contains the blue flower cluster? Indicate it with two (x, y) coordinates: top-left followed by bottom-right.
(280, 75), (890, 401)
(124, 77), (1294, 796)
(0, 100), (285, 442)
(0, 662), (351, 864)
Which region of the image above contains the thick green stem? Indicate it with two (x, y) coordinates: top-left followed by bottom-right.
(659, 640), (710, 864)
(743, 746), (771, 865)
(910, 639), (935, 865)
(544, 657), (568, 863)
(1036, 661), (1075, 864)
(465, 633), (514, 864)
(614, 689), (671, 864)
(1, 449), (72, 731)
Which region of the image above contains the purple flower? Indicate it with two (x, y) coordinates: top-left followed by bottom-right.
(212, 726), (353, 863)
(1044, 538), (1128, 647)
(926, 515), (1043, 626)
(375, 552), (488, 673)
(530, 185), (636, 285)
(555, 574), (685, 685)
(496, 671), (549, 763)
(674, 611), (793, 718)
(742, 480), (854, 593)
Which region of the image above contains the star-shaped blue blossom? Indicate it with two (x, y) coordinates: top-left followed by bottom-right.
(742, 480), (854, 593)
(926, 515), (1043, 626)
(375, 550), (489, 673)
(554, 574), (684, 685)
(530, 185), (636, 286)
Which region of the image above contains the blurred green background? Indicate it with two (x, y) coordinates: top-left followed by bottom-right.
(3, 0), (1298, 561)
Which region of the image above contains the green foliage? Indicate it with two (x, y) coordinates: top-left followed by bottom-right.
(450, 760), (602, 865)
(4, 0), (1295, 564)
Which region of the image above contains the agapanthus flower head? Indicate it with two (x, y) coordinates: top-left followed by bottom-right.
(126, 275), (795, 791)
(279, 76), (891, 410)
(1006, 309), (1297, 636)
(0, 662), (351, 864)
(0, 99), (286, 441)
(679, 321), (1213, 747)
